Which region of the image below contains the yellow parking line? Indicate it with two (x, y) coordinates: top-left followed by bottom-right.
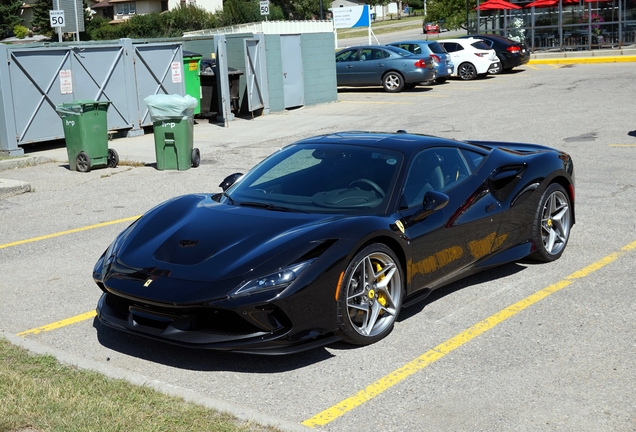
(302, 240), (636, 428)
(0, 215), (141, 250)
(609, 144), (636, 147)
(17, 310), (98, 336)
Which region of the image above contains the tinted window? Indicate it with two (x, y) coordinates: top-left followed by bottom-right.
(228, 144), (404, 214)
(385, 45), (412, 57)
(359, 48), (373, 61)
(427, 42), (447, 54)
(471, 41), (491, 50)
(402, 148), (472, 208)
(460, 149), (486, 171)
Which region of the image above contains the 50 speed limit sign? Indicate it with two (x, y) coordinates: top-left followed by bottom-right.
(259, 0), (269, 15)
(49, 10), (65, 28)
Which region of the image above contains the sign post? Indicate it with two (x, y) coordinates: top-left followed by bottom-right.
(260, 0), (270, 21)
(49, 9), (64, 42)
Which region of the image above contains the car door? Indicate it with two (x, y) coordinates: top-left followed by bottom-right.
(335, 49), (360, 86)
(353, 48), (389, 85)
(398, 146), (504, 292)
(439, 42), (465, 73)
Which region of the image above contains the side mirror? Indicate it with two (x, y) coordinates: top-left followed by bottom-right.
(219, 173), (243, 191)
(414, 191), (449, 221)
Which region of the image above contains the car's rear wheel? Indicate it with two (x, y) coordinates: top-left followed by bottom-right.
(382, 72), (404, 93)
(337, 243), (404, 345)
(531, 183), (572, 262)
(458, 62), (477, 80)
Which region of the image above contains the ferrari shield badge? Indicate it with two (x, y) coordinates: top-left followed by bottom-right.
(395, 220), (405, 234)
(144, 279), (153, 287)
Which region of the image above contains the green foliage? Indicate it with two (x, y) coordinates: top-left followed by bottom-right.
(425, 0), (474, 30)
(13, 24), (29, 39)
(216, 0), (284, 26)
(30, 0), (54, 36)
(274, 0), (322, 19)
(0, 0), (23, 37)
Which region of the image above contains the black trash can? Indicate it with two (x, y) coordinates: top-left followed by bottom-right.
(199, 60), (244, 117)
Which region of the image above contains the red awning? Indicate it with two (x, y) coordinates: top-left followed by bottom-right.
(477, 0), (522, 10)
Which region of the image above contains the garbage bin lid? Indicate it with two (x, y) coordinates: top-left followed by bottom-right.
(56, 100), (111, 116)
(183, 50), (202, 59)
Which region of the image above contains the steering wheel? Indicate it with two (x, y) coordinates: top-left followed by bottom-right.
(348, 179), (385, 198)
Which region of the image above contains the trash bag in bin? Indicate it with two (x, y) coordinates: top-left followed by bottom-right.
(144, 94), (200, 171)
(144, 94), (198, 121)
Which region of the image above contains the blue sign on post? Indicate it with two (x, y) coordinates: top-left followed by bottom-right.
(332, 6), (370, 29)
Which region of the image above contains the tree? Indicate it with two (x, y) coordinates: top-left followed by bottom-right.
(0, 0), (23, 37)
(424, 0), (473, 30)
(30, 0), (54, 36)
(272, 0), (321, 20)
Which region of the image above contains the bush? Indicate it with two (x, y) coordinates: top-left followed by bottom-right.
(13, 25), (29, 39)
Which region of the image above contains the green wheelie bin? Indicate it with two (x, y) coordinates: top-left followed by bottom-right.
(56, 100), (119, 172)
(144, 94), (200, 171)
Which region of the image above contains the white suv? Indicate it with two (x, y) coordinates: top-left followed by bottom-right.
(438, 38), (500, 80)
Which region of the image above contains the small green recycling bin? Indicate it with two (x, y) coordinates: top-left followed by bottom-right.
(144, 94), (200, 171)
(56, 100), (119, 172)
(182, 51), (202, 116)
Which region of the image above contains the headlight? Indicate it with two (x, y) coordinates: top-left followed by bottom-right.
(231, 260), (314, 298)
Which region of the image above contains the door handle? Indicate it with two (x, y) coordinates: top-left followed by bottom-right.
(378, 63), (385, 67)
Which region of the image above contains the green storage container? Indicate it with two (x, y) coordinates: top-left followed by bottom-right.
(153, 117), (198, 171)
(183, 52), (202, 116)
(56, 100), (118, 172)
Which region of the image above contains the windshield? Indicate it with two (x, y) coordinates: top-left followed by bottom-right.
(226, 143), (404, 214)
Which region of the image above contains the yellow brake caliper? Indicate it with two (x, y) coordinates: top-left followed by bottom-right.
(375, 263), (387, 310)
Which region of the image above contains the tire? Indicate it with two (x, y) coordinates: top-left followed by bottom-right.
(457, 62), (477, 80)
(530, 183), (572, 262)
(382, 72), (404, 93)
(76, 151), (91, 173)
(435, 77), (447, 84)
(107, 148), (119, 168)
(191, 148), (201, 168)
(337, 243), (404, 345)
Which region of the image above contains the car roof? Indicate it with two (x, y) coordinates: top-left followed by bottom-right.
(337, 45), (413, 55)
(293, 131), (489, 155)
(464, 34), (516, 44)
(389, 40), (438, 45)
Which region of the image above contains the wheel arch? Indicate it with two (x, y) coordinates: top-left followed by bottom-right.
(355, 235), (408, 290)
(549, 175), (576, 225)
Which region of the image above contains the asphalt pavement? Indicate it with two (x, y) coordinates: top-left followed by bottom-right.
(1, 47), (636, 432)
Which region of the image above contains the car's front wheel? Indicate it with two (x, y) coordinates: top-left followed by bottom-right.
(382, 72), (405, 93)
(457, 62), (477, 80)
(337, 243), (404, 345)
(531, 183), (573, 262)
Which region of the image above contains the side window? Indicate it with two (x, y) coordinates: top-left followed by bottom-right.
(460, 149), (486, 171)
(336, 50), (357, 62)
(442, 42), (457, 52)
(454, 43), (465, 52)
(412, 44), (422, 55)
(402, 148), (472, 208)
(359, 49), (373, 61)
(372, 49), (386, 60)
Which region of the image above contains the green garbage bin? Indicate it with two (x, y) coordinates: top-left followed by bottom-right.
(183, 51), (202, 116)
(56, 100), (119, 173)
(144, 94), (200, 171)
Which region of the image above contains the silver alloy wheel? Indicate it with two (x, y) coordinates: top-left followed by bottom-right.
(383, 72), (403, 92)
(458, 63), (476, 80)
(345, 251), (402, 338)
(540, 189), (571, 256)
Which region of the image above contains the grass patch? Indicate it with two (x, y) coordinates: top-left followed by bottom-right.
(0, 338), (279, 432)
(338, 20), (424, 40)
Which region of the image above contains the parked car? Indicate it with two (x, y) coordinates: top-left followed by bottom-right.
(460, 34), (530, 73)
(423, 22), (439, 34)
(387, 40), (454, 84)
(438, 38), (501, 80)
(335, 45), (436, 93)
(93, 131), (575, 354)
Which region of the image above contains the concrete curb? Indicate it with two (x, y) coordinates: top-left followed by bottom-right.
(0, 155), (56, 172)
(529, 55), (636, 64)
(1, 331), (312, 432)
(0, 178), (32, 199)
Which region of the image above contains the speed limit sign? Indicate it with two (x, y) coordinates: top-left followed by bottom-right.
(259, 0), (269, 15)
(49, 10), (65, 28)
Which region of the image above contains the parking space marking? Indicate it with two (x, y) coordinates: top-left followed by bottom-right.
(302, 240), (636, 428)
(0, 215), (141, 250)
(609, 144), (636, 147)
(17, 310), (97, 336)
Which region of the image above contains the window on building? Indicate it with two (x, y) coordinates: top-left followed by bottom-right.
(116, 2), (136, 15)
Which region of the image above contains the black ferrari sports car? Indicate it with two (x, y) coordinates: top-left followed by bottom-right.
(93, 131), (575, 355)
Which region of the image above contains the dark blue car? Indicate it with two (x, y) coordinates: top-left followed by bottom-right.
(387, 40), (454, 84)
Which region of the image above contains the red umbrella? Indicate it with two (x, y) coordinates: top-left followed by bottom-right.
(477, 0), (521, 10)
(526, 0), (580, 6)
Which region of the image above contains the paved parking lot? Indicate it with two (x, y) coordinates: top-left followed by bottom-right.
(2, 62), (636, 431)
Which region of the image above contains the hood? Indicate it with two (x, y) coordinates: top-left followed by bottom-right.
(114, 194), (344, 283)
